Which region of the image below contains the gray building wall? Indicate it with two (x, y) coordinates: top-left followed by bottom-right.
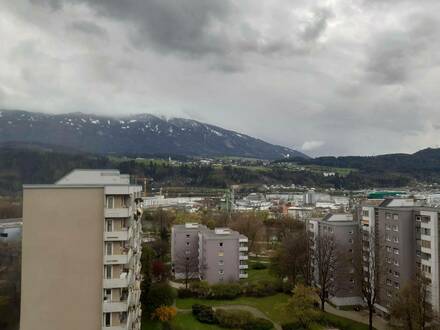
(200, 235), (240, 283)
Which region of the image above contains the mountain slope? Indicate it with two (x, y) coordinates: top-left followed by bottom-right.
(0, 110), (306, 159)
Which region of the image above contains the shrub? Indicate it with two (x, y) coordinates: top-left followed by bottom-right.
(215, 309), (254, 329)
(177, 288), (195, 298)
(243, 279), (282, 297)
(282, 321), (308, 330)
(252, 262), (268, 270)
(151, 306), (177, 322)
(190, 281), (210, 298)
(192, 304), (217, 324)
(282, 281), (294, 294)
(243, 318), (274, 330)
(144, 283), (177, 316)
(208, 283), (241, 300)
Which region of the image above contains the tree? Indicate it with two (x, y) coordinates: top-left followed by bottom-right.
(271, 230), (310, 286)
(355, 229), (379, 330)
(152, 259), (168, 282)
(284, 284), (320, 328)
(144, 283), (177, 317)
(389, 276), (432, 330)
(314, 233), (336, 311)
(140, 245), (154, 312)
(151, 306), (177, 322)
(230, 212), (264, 255)
(173, 249), (200, 289)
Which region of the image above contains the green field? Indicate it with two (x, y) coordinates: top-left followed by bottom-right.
(176, 293), (290, 324)
(142, 313), (226, 330)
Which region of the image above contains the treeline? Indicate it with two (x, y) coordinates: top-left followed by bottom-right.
(0, 145), (430, 197)
(286, 147), (440, 184)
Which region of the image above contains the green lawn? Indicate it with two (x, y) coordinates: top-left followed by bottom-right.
(246, 267), (275, 283)
(176, 293), (291, 324)
(142, 313), (226, 330)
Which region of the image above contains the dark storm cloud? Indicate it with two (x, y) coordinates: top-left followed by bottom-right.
(1, 0), (440, 156)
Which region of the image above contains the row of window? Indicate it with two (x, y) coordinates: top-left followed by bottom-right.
(386, 246), (399, 255)
(385, 223), (399, 231)
(386, 279), (400, 289)
(385, 234), (399, 243)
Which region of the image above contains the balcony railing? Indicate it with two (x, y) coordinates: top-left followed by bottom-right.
(103, 270), (134, 289)
(105, 206), (133, 218)
(104, 227), (133, 241)
(239, 246), (248, 252)
(104, 249), (133, 265)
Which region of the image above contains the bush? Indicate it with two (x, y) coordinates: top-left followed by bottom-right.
(190, 281), (210, 298)
(282, 281), (294, 294)
(243, 318), (274, 330)
(252, 262), (268, 270)
(243, 279), (282, 297)
(144, 283), (177, 316)
(215, 309), (254, 329)
(208, 283), (241, 300)
(151, 306), (177, 322)
(177, 288), (195, 298)
(282, 321), (308, 330)
(192, 304), (217, 324)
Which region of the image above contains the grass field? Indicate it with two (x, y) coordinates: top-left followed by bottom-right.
(176, 293), (291, 324)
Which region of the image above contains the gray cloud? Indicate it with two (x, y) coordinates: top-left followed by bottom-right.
(1, 0), (440, 156)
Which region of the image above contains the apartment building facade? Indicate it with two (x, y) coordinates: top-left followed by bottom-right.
(20, 169), (143, 330)
(308, 214), (363, 308)
(361, 198), (440, 315)
(171, 223), (248, 283)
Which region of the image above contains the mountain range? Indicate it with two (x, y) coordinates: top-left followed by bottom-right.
(0, 110), (306, 160)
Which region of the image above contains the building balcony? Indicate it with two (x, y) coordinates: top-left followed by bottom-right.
(239, 264), (248, 269)
(102, 300), (128, 313)
(239, 273), (248, 279)
(102, 326), (128, 330)
(103, 270), (134, 289)
(105, 206), (132, 218)
(239, 255), (248, 260)
(239, 246), (248, 252)
(104, 249), (133, 265)
(104, 227), (133, 242)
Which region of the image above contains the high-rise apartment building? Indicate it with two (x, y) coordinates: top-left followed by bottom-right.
(20, 169), (143, 330)
(171, 223), (248, 283)
(308, 214), (363, 308)
(361, 198), (440, 315)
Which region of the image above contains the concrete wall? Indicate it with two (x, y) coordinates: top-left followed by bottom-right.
(201, 237), (239, 283)
(171, 227), (200, 279)
(21, 187), (104, 330)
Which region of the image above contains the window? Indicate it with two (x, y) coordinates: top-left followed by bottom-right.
(106, 196), (114, 208)
(394, 282), (400, 289)
(105, 265), (112, 279)
(104, 313), (111, 327)
(392, 224), (399, 232)
(106, 220), (112, 232)
(218, 252), (224, 257)
(386, 213), (392, 220)
(386, 246), (392, 253)
(363, 210), (369, 217)
(219, 270), (224, 275)
(393, 214), (399, 221)
(385, 234), (391, 241)
(422, 240), (431, 249)
(219, 242), (223, 247)
(385, 224), (391, 231)
(386, 257), (391, 264)
(106, 242), (112, 255)
(394, 259), (399, 266)
(394, 272), (400, 278)
(104, 289), (111, 301)
(349, 230), (354, 235)
(186, 242), (190, 246)
(393, 248), (399, 255)
(186, 234), (190, 238)
(422, 264), (432, 274)
(386, 279), (392, 286)
(393, 236), (399, 243)
(219, 260), (224, 266)
(0, 233), (8, 238)
(185, 250), (190, 255)
(348, 238), (354, 244)
(422, 228), (431, 236)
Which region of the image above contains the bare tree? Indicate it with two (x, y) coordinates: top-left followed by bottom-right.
(229, 212), (264, 255)
(354, 229), (379, 330)
(271, 229), (310, 286)
(314, 233), (336, 311)
(172, 249), (199, 289)
(389, 275), (432, 330)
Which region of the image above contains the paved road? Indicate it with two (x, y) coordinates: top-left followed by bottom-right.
(324, 303), (388, 330)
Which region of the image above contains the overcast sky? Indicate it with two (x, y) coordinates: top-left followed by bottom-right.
(1, 0), (440, 156)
